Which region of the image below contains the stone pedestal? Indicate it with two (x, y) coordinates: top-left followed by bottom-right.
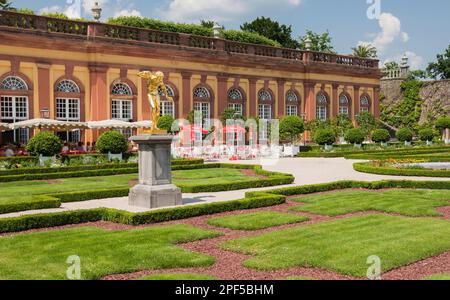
(129, 134), (182, 209)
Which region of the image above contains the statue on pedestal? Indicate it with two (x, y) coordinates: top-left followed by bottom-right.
(137, 71), (174, 134)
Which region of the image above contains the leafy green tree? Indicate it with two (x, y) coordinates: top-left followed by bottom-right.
(41, 12), (69, 19)
(158, 115), (177, 132)
(240, 17), (299, 49)
(356, 112), (377, 138)
(313, 128), (336, 146)
(344, 128), (366, 145)
(298, 30), (335, 53)
(418, 128), (436, 142)
(396, 128), (414, 142)
(200, 20), (215, 29)
(0, 0), (13, 10)
(219, 108), (244, 126)
(351, 44), (377, 58)
(96, 131), (128, 154)
(426, 45), (450, 79)
(371, 129), (391, 143)
(279, 116), (304, 144)
(384, 61), (400, 71)
(436, 116), (450, 132)
(331, 114), (354, 138)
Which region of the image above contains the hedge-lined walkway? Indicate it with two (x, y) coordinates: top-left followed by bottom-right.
(1, 158), (449, 219)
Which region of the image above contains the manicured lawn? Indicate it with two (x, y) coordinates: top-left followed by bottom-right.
(140, 273), (217, 280)
(0, 224), (219, 280)
(222, 215), (450, 277)
(0, 168), (259, 205)
(423, 273), (450, 280)
(207, 212), (308, 231)
(290, 189), (450, 217)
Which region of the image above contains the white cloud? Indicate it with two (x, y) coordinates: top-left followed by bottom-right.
(39, 6), (62, 14)
(114, 9), (142, 18)
(384, 51), (425, 70)
(361, 13), (409, 55)
(159, 0), (302, 23)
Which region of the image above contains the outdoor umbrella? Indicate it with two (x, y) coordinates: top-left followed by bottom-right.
(9, 119), (89, 130)
(131, 121), (153, 128)
(0, 123), (11, 132)
(222, 125), (246, 134)
(87, 120), (133, 129)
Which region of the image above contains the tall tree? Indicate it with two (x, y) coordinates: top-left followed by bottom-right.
(240, 17), (299, 49)
(351, 44), (378, 58)
(298, 30), (335, 53)
(426, 45), (450, 79)
(383, 61), (400, 71)
(200, 20), (215, 29)
(0, 0), (13, 10)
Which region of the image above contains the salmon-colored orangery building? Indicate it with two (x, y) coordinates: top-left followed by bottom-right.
(0, 11), (381, 145)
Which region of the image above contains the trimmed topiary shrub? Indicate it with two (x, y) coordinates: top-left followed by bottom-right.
(418, 128), (436, 142)
(221, 30), (281, 47)
(372, 129), (391, 143)
(279, 115), (304, 144)
(344, 128), (365, 145)
(313, 129), (336, 146)
(26, 132), (63, 157)
(396, 128), (414, 142)
(436, 116), (450, 132)
(157, 115), (176, 132)
(96, 131), (128, 154)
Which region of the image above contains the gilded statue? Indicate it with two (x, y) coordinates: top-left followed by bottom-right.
(137, 71), (173, 134)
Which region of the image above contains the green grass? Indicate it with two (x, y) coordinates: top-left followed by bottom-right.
(0, 168), (259, 208)
(423, 273), (450, 280)
(290, 189), (450, 217)
(140, 273), (217, 280)
(222, 215), (450, 277)
(0, 224), (220, 280)
(207, 212), (308, 231)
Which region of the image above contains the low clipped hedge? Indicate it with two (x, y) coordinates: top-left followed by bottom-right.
(353, 162), (450, 178)
(0, 196), (61, 215)
(1, 179), (450, 233)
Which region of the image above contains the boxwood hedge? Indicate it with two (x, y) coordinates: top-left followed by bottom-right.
(353, 162), (450, 178)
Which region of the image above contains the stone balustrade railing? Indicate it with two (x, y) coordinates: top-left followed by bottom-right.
(0, 10), (379, 69)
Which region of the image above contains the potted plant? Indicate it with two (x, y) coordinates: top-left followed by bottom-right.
(396, 128), (414, 146)
(26, 132), (63, 166)
(344, 128), (366, 148)
(436, 116), (450, 144)
(418, 128), (436, 146)
(372, 129), (391, 147)
(313, 128), (336, 151)
(279, 116), (304, 157)
(96, 131), (129, 161)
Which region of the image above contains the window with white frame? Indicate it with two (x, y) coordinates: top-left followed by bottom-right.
(316, 92), (328, 121)
(160, 101), (174, 117)
(339, 94), (350, 115)
(286, 90), (298, 102)
(112, 83), (132, 96)
(1, 96), (28, 120)
(228, 103), (243, 116)
(228, 88), (243, 101)
(258, 90), (272, 102)
(112, 100), (133, 121)
(360, 95), (370, 113)
(1, 76), (28, 91)
(286, 105), (298, 116)
(193, 87), (210, 99)
(56, 98), (80, 121)
(56, 80), (80, 93)
(258, 104), (272, 120)
(194, 102), (210, 128)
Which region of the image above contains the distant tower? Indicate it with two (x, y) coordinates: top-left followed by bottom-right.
(400, 53), (410, 78)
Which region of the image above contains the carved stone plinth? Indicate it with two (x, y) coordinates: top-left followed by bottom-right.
(129, 134), (182, 209)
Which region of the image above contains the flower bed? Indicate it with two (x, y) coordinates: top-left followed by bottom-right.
(353, 160), (450, 177)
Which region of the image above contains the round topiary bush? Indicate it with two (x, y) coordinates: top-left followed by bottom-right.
(313, 128), (336, 146)
(372, 129), (391, 143)
(26, 131), (63, 157)
(344, 128), (366, 145)
(396, 128), (414, 142)
(418, 128), (436, 142)
(96, 131), (128, 154)
(436, 116), (450, 132)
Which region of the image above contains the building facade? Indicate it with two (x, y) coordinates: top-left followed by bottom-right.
(0, 11), (381, 144)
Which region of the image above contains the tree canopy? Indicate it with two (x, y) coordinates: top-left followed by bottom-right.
(0, 0), (13, 10)
(351, 44), (378, 58)
(427, 45), (450, 79)
(298, 30), (335, 53)
(240, 17), (299, 49)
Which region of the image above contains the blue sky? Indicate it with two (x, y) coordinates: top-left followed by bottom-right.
(11, 0), (450, 69)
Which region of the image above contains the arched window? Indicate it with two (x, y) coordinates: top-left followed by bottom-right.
(360, 95), (371, 113)
(112, 83), (132, 96)
(316, 92), (328, 121)
(1, 76), (28, 91)
(227, 88), (245, 116)
(193, 87), (210, 99)
(286, 90), (300, 116)
(56, 80), (80, 93)
(55, 79), (82, 142)
(158, 85), (175, 117)
(339, 93), (350, 115)
(258, 90), (272, 102)
(1, 76), (30, 144)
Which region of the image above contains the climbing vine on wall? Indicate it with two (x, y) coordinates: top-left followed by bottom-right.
(381, 76), (423, 132)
